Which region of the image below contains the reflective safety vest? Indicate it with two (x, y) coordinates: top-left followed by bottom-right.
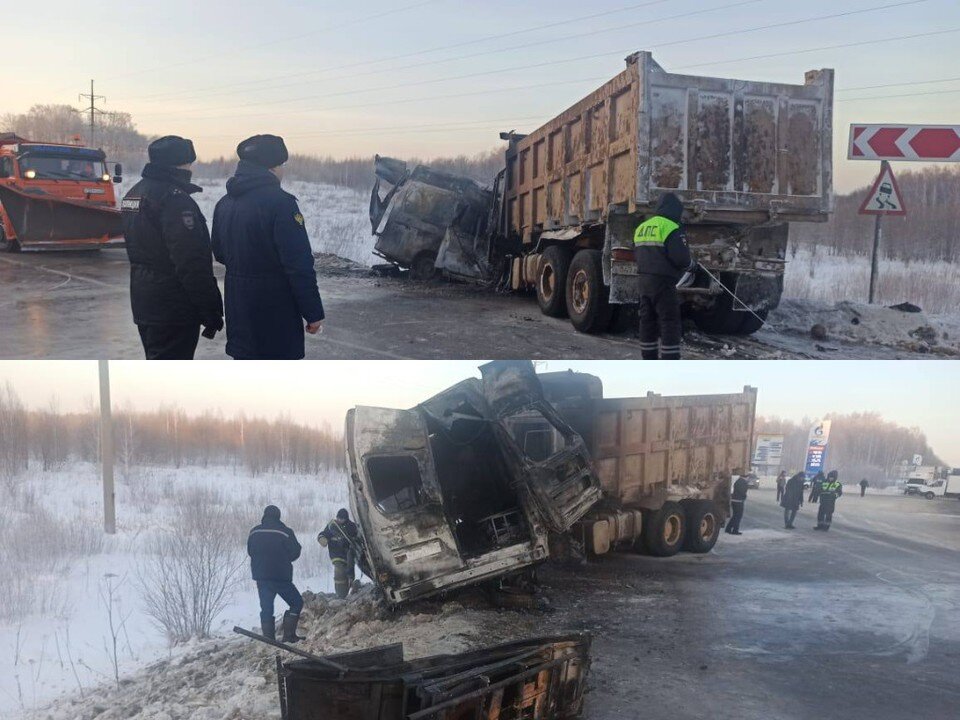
(634, 216), (679, 247)
(819, 480), (841, 496)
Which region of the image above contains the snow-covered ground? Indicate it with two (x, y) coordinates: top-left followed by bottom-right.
(118, 176), (376, 267)
(0, 463), (348, 719)
(784, 245), (960, 315)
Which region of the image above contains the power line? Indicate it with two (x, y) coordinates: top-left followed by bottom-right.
(134, 0), (919, 117)
(78, 80), (107, 147)
(105, 0), (443, 82)
(837, 76), (960, 92)
(837, 88), (960, 102)
(120, 0), (679, 103)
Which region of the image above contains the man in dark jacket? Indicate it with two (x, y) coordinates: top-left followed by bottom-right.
(808, 471), (825, 503)
(725, 471), (749, 535)
(859, 478), (869, 497)
(212, 135), (325, 359)
(780, 472), (805, 529)
(813, 470), (843, 531)
(776, 470), (787, 502)
(317, 508), (359, 599)
(247, 505), (304, 642)
(122, 136), (223, 359)
(633, 193), (697, 360)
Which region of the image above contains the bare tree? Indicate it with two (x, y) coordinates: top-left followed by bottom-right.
(0, 382), (28, 494)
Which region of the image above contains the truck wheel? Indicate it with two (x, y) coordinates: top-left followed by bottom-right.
(683, 502), (721, 553)
(566, 249), (613, 334)
(410, 252), (438, 281)
(643, 502), (685, 557)
(0, 226), (19, 253)
(536, 245), (572, 317)
(925, 491), (935, 499)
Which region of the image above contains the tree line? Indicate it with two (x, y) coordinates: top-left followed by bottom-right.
(756, 411), (943, 484)
(791, 166), (960, 263)
(0, 383), (344, 489)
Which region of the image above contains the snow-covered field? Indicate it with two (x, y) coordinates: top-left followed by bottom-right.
(784, 245), (960, 315)
(0, 463), (348, 719)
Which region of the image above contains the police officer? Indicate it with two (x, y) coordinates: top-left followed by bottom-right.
(211, 135), (325, 359)
(122, 136), (223, 359)
(633, 192), (697, 360)
(725, 471), (749, 535)
(317, 508), (359, 599)
(813, 470), (843, 531)
(247, 505), (305, 642)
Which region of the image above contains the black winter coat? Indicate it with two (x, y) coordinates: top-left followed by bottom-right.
(635, 194), (694, 282)
(318, 518), (358, 563)
(247, 517), (302, 582)
(122, 164), (223, 329)
(780, 472), (805, 510)
(731, 476), (749, 501)
(211, 161), (324, 359)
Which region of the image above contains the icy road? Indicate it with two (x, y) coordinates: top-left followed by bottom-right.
(0, 249), (950, 360)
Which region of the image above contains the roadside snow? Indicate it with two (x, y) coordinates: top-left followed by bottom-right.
(769, 298), (960, 356)
(1, 464), (348, 720)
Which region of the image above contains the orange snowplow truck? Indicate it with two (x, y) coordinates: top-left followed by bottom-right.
(0, 133), (123, 251)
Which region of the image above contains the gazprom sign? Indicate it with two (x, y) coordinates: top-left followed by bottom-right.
(804, 420), (832, 477)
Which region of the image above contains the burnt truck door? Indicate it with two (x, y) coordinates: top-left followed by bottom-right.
(479, 361), (603, 532)
(345, 406), (463, 603)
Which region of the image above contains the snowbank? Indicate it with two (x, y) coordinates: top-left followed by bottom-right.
(769, 298), (960, 356)
(28, 587), (539, 720)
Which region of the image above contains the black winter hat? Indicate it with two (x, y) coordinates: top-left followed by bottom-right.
(336, 508), (349, 520)
(148, 136), (196, 167)
(263, 505), (281, 522)
(656, 192), (683, 224)
(237, 134), (289, 168)
(827, 470), (839, 480)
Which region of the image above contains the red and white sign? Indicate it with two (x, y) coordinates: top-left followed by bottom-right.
(859, 163), (906, 217)
(849, 125), (960, 161)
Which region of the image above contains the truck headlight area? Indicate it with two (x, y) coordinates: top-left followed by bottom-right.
(24, 169), (36, 179)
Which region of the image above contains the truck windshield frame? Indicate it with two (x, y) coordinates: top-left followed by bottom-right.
(366, 454), (425, 515)
(18, 153), (107, 182)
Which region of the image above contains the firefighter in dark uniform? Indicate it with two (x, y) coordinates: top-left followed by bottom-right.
(725, 471), (749, 535)
(317, 508), (359, 599)
(812, 470), (843, 531)
(122, 136), (223, 359)
(211, 135), (324, 360)
(247, 505), (305, 642)
(633, 193), (697, 360)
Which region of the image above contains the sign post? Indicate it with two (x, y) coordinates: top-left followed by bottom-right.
(857, 161), (906, 303)
(804, 420), (832, 479)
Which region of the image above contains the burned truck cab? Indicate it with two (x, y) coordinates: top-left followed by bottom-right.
(345, 361), (602, 606)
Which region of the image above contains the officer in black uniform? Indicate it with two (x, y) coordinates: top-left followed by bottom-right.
(633, 193), (697, 360)
(121, 136), (223, 359)
(317, 508), (359, 599)
(725, 471), (749, 535)
(813, 470), (843, 531)
(247, 505), (305, 642)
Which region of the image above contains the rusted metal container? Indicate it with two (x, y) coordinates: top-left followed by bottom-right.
(277, 634), (591, 720)
(503, 51), (833, 239)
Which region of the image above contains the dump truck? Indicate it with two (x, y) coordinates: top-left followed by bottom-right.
(345, 360), (757, 605)
(0, 133), (124, 251)
(370, 51), (834, 336)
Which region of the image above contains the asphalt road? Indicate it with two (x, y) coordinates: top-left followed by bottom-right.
(539, 488), (960, 720)
(0, 249), (929, 360)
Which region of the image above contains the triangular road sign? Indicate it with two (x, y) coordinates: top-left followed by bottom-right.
(859, 163), (907, 216)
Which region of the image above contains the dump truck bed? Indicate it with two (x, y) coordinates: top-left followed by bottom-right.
(504, 51), (833, 241)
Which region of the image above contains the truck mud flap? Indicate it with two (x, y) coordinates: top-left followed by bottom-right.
(277, 633), (591, 720)
(732, 273), (783, 312)
(0, 184), (121, 243)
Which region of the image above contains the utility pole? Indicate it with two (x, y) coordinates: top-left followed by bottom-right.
(99, 360), (116, 535)
(79, 80), (107, 148)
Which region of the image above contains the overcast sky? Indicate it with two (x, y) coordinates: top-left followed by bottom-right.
(1, 360), (958, 464)
(6, 0), (959, 192)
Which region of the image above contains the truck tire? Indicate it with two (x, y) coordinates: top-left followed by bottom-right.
(0, 226), (19, 253)
(536, 245), (572, 317)
(683, 502), (721, 554)
(643, 502), (686, 557)
(566, 249), (613, 334)
(925, 491), (935, 499)
(410, 252), (438, 281)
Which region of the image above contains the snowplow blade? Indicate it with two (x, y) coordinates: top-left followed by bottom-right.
(0, 184), (122, 248)
(277, 633), (591, 720)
